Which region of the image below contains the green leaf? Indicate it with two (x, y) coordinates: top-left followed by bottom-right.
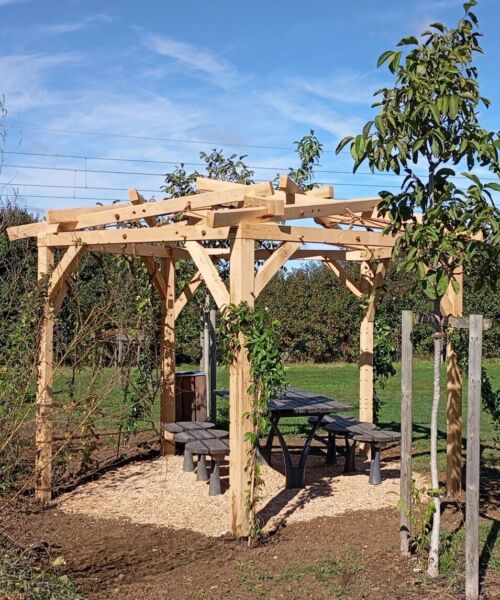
(335, 136), (353, 155)
(377, 50), (394, 68)
(397, 35), (418, 46)
(437, 273), (450, 296)
(449, 95), (459, 119)
(429, 103), (441, 124)
(429, 22), (445, 32)
(389, 51), (402, 73)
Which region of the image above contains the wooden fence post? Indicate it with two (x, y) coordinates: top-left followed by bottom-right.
(209, 308), (217, 421)
(359, 262), (375, 426)
(201, 296), (211, 413)
(465, 314), (482, 600)
(201, 297), (217, 422)
(400, 310), (413, 556)
(35, 244), (55, 503)
(160, 258), (176, 454)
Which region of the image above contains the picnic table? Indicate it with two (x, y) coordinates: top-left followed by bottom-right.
(216, 387), (352, 489)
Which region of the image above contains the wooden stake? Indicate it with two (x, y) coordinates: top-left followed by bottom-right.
(229, 233), (255, 536)
(400, 310), (413, 557)
(202, 296), (212, 419)
(465, 315), (482, 600)
(35, 245), (55, 503)
(442, 269), (464, 497)
(159, 258), (176, 454)
(209, 308), (217, 422)
(359, 262), (375, 426)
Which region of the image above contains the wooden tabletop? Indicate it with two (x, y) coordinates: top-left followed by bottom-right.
(185, 438), (229, 456)
(216, 386), (352, 417)
(162, 421), (215, 434)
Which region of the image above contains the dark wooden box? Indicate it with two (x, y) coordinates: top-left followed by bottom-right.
(175, 371), (207, 421)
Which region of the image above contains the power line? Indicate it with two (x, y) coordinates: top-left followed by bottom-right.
(0, 181), (160, 193)
(4, 193), (124, 203)
(3, 161), (400, 178)
(0, 179), (406, 192)
(3, 150), (498, 182)
(7, 122), (327, 153)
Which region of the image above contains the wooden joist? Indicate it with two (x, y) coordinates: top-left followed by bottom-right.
(52, 182), (274, 230)
(174, 271), (203, 320)
(243, 194), (285, 216)
(7, 222), (59, 241)
(324, 259), (363, 298)
(254, 242), (301, 298)
(46, 203), (129, 225)
(43, 222), (232, 246)
(185, 241), (229, 309)
(87, 243), (185, 259)
(206, 205), (272, 228)
(47, 245), (86, 302)
(238, 223), (397, 247)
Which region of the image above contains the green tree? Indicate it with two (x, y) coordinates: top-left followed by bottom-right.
(337, 1), (499, 300)
(287, 129), (323, 190)
(336, 0), (499, 578)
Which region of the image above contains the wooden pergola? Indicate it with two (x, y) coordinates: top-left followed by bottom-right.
(7, 175), (463, 535)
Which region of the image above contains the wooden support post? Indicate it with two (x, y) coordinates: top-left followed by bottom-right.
(359, 261), (377, 426)
(359, 314), (374, 424)
(35, 244), (55, 503)
(160, 258), (176, 454)
(229, 233), (255, 536)
(465, 315), (482, 600)
(442, 269), (464, 497)
(400, 310), (413, 557)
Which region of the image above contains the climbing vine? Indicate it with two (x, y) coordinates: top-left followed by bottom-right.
(218, 302), (286, 543)
(373, 318), (397, 423)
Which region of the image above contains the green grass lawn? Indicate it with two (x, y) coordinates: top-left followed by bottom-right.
(22, 359), (497, 475)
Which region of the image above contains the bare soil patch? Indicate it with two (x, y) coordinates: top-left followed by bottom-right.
(2, 501), (498, 599)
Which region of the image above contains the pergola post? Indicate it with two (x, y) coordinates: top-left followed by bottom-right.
(358, 261), (386, 425)
(229, 233), (255, 536)
(35, 243), (55, 503)
(441, 268), (464, 497)
(159, 257), (176, 455)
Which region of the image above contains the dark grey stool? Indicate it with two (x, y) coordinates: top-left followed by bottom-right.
(351, 429), (401, 485)
(325, 418), (377, 474)
(185, 438), (230, 496)
(162, 421), (215, 467)
(173, 429), (228, 473)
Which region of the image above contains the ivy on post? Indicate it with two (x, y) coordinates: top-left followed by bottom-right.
(219, 302), (286, 544)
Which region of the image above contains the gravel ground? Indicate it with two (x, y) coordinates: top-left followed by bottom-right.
(58, 451), (427, 537)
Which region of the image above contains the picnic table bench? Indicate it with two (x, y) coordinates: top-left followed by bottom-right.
(216, 387), (352, 489)
(185, 438), (229, 496)
(315, 415), (401, 485)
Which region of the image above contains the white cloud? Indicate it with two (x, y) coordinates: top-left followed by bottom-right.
(262, 92), (364, 140)
(0, 0), (31, 6)
(142, 34), (236, 86)
(36, 14), (114, 35)
(0, 53), (81, 113)
(290, 70), (386, 105)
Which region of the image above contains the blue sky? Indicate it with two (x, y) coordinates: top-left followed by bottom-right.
(0, 0), (499, 215)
